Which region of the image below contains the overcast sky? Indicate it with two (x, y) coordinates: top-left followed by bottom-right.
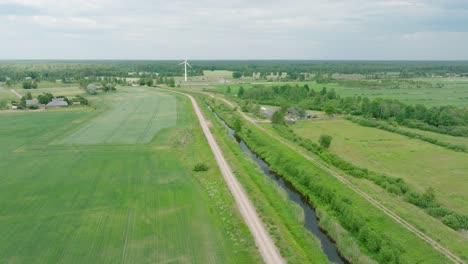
(0, 0), (467, 60)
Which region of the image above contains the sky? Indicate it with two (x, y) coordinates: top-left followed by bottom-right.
(0, 0), (468, 60)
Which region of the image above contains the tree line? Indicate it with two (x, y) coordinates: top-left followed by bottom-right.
(238, 84), (468, 137)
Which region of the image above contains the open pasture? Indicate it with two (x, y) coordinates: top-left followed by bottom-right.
(216, 77), (468, 106)
(331, 83), (468, 107)
(291, 118), (468, 215)
(0, 87), (259, 263)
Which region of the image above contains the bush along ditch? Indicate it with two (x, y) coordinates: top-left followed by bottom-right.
(270, 117), (468, 231)
(203, 99), (438, 264)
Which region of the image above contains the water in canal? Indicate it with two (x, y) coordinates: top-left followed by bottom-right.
(210, 108), (345, 264)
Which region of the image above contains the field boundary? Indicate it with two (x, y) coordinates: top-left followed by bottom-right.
(202, 91), (465, 264)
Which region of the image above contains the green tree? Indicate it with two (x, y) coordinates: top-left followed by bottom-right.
(146, 78), (153, 86)
(19, 96), (26, 108)
(166, 77), (175, 87)
(237, 86), (244, 98)
(38, 93), (53, 104)
(271, 111), (285, 125)
(31, 81), (38, 89)
(226, 86), (231, 94)
(232, 118), (242, 132)
(232, 71), (242, 78)
(324, 103), (336, 115)
(25, 92), (32, 100)
(319, 134), (332, 148)
(138, 78), (146, 86)
(22, 81), (31, 89)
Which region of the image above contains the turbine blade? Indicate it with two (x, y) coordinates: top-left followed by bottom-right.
(186, 62), (192, 68)
(178, 62), (185, 65)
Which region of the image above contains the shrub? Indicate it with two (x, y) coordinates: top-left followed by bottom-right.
(319, 134), (333, 148)
(193, 163), (209, 172)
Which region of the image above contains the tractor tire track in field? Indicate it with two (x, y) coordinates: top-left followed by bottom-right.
(204, 92), (465, 264)
(159, 89), (285, 264)
(137, 99), (160, 143)
(106, 99), (146, 144)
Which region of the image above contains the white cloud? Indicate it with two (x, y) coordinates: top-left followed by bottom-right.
(0, 0), (467, 59)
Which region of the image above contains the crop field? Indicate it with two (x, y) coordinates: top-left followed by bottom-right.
(0, 87), (260, 263)
(290, 118), (468, 216)
(54, 90), (176, 144)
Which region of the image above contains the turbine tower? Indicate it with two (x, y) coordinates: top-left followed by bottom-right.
(179, 58), (192, 82)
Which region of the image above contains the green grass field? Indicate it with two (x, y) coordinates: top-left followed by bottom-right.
(290, 118), (468, 216)
(329, 79), (468, 107)
(256, 118), (468, 261)
(53, 91), (176, 144)
(215, 77), (468, 106)
(396, 125), (468, 150)
(0, 87), (260, 263)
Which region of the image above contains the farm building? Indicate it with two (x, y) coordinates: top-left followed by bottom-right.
(288, 106), (312, 119)
(285, 117), (296, 124)
(261, 107), (277, 118)
(46, 98), (68, 108)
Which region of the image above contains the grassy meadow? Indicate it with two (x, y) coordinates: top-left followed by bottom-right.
(0, 87), (260, 263)
(290, 118), (468, 216)
(215, 77), (468, 107)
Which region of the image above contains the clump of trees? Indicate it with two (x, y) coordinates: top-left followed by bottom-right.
(271, 111), (285, 125)
(232, 71), (242, 79)
(22, 80), (38, 89)
(238, 84), (468, 137)
(72, 95), (89, 105)
(103, 83), (116, 92)
(37, 93), (54, 104)
(319, 134), (332, 148)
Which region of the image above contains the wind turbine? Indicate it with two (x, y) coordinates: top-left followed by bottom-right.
(179, 58), (192, 82)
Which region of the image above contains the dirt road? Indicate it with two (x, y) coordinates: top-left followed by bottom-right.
(205, 92), (464, 264)
(10, 89), (22, 98)
(162, 89), (285, 264)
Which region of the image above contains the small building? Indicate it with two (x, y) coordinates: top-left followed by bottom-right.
(26, 99), (39, 107)
(46, 98), (68, 108)
(72, 101), (81, 106)
(288, 107), (299, 117)
(285, 117), (296, 124)
(262, 107), (277, 119)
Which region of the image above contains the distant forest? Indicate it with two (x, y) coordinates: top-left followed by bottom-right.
(1, 60), (468, 82)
